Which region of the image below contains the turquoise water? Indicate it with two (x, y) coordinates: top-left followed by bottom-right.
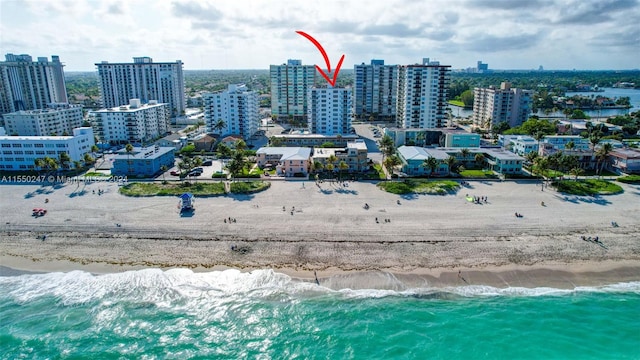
(1, 269), (639, 359)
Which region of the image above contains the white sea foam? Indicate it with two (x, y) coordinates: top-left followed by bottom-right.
(1, 269), (639, 304)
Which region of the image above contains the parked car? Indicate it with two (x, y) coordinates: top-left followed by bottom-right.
(188, 171), (201, 177)
(193, 167), (204, 172)
(202, 160), (212, 166)
(170, 170), (180, 176)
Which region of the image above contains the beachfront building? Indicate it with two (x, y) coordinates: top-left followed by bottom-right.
(541, 135), (590, 151)
(384, 128), (443, 147)
(312, 140), (369, 174)
(256, 146), (311, 177)
(203, 84), (259, 139)
(397, 146), (450, 176)
(91, 99), (170, 145)
(111, 145), (175, 177)
(506, 135), (538, 156)
(0, 54), (68, 116)
(472, 82), (533, 130)
(397, 145), (524, 176)
(609, 148), (640, 174)
(96, 57), (185, 117)
(396, 58), (451, 129)
(0, 127), (94, 171)
(270, 59), (316, 122)
(3, 103), (83, 136)
(307, 86), (352, 135)
(353, 60), (398, 121)
(270, 133), (359, 148)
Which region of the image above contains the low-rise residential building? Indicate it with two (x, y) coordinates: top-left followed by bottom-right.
(541, 135), (589, 151)
(539, 144), (596, 169)
(111, 145), (175, 177)
(193, 134), (216, 152)
(609, 148), (640, 174)
(383, 128), (443, 147)
(0, 127), (94, 171)
(3, 103), (83, 136)
(397, 146), (450, 176)
(155, 133), (186, 150)
(270, 134), (359, 147)
(481, 148), (524, 174)
(312, 140), (369, 173)
(508, 135), (538, 156)
(256, 147), (311, 177)
(91, 99), (170, 145)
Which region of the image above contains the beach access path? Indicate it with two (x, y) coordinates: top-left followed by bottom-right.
(1, 179), (639, 287)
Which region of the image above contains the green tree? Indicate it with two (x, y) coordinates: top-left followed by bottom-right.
(533, 156), (549, 190)
(213, 119), (226, 134)
(269, 136), (284, 147)
(83, 153), (94, 165)
(445, 155), (457, 176)
(491, 121), (511, 135)
(216, 143), (232, 158)
(34, 158), (45, 174)
(58, 152), (71, 170)
(125, 143), (134, 175)
(474, 153), (485, 169)
(459, 148), (470, 166)
(338, 160), (349, 180)
(160, 165), (168, 181)
(383, 155), (401, 179)
(569, 166), (584, 181)
(460, 90), (474, 107)
(595, 143), (613, 176)
(421, 156), (439, 178)
(378, 134), (396, 160)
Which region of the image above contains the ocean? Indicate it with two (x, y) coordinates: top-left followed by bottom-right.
(1, 268), (639, 359)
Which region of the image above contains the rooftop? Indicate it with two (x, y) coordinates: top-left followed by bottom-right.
(113, 146), (174, 160)
(256, 147), (311, 161)
(398, 146), (450, 160)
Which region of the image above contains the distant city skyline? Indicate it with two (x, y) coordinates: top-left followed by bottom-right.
(1, 0), (638, 71)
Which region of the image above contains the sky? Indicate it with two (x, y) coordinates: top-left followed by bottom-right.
(1, 0), (638, 71)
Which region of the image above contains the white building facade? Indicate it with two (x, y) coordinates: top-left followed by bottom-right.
(3, 104), (83, 136)
(0, 54), (68, 116)
(270, 59), (316, 121)
(353, 59), (398, 120)
(203, 84), (259, 139)
(396, 59), (451, 129)
(90, 99), (169, 145)
(95, 57), (185, 117)
(307, 87), (352, 135)
(0, 127), (94, 171)
(472, 82), (533, 130)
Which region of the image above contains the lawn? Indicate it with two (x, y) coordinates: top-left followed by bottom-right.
(617, 175), (640, 184)
(229, 181), (271, 194)
(448, 100), (469, 108)
(119, 182), (226, 197)
(552, 179), (623, 196)
(378, 179), (460, 195)
(459, 169), (496, 178)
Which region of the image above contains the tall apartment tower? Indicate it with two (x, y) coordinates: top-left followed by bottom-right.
(95, 57), (185, 118)
(472, 82), (533, 130)
(307, 86), (352, 135)
(353, 59), (398, 121)
(203, 84), (259, 139)
(396, 58), (451, 129)
(270, 59), (316, 122)
(0, 54), (68, 116)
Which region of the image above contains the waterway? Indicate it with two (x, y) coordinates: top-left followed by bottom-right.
(452, 87), (640, 119)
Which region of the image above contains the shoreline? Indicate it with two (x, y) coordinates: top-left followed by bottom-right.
(1, 180), (639, 289)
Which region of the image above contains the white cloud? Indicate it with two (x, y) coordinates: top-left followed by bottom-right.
(0, 0), (637, 70)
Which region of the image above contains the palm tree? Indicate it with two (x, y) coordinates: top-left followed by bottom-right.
(534, 156), (549, 190)
(325, 163), (335, 179)
(83, 153), (95, 166)
(34, 158), (45, 175)
(445, 155), (457, 177)
(235, 139), (247, 153)
(416, 131), (427, 147)
(213, 119), (226, 135)
(378, 134), (395, 160)
(474, 153), (485, 169)
(58, 152), (71, 170)
(338, 160), (349, 181)
(160, 165), (168, 181)
(312, 161), (324, 174)
(383, 155), (401, 179)
(421, 156), (439, 178)
(525, 151), (539, 166)
(459, 148), (470, 167)
(73, 160), (82, 170)
(125, 143), (134, 175)
(569, 166), (584, 181)
(327, 154), (338, 179)
(565, 141), (575, 152)
(595, 143), (613, 176)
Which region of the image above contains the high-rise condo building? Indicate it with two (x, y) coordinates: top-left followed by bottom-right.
(472, 82), (533, 130)
(95, 57), (185, 118)
(0, 54), (68, 116)
(396, 58), (451, 129)
(203, 84), (259, 139)
(353, 59), (398, 121)
(307, 86), (352, 135)
(270, 59), (316, 122)
(3, 103), (83, 136)
(90, 99), (170, 144)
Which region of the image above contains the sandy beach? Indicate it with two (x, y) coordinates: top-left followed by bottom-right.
(1, 179), (639, 288)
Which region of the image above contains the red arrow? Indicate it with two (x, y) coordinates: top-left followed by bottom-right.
(296, 30), (345, 87)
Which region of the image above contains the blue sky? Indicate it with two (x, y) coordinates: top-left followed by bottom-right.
(1, 0), (638, 71)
